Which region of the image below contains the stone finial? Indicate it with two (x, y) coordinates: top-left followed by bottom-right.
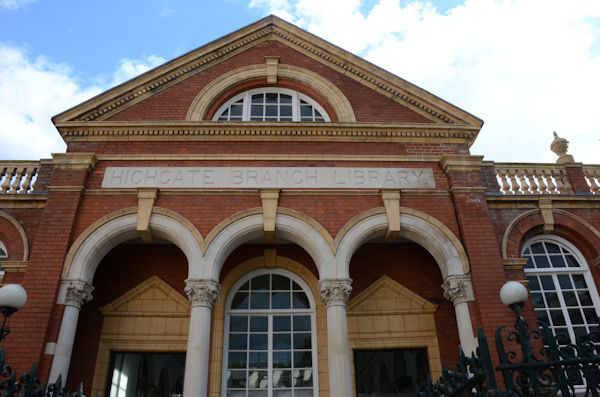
(550, 131), (575, 164)
(319, 279), (352, 307)
(64, 280), (94, 308)
(442, 275), (474, 305)
(185, 279), (220, 307)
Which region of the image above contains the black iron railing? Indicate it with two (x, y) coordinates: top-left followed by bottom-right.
(418, 312), (600, 397)
(0, 350), (83, 397)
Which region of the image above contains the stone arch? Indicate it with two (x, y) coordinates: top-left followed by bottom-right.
(0, 210), (29, 261)
(200, 209), (335, 280)
(335, 207), (470, 279)
(63, 208), (204, 283)
(186, 64), (356, 122)
(502, 209), (600, 262)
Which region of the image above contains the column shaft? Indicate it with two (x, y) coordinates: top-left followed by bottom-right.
(183, 305), (213, 397)
(48, 305), (80, 384)
(454, 301), (477, 354)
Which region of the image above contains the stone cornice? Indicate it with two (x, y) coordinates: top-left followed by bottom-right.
(51, 16), (483, 133)
(55, 121), (479, 144)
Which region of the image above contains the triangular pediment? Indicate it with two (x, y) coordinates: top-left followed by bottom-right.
(100, 276), (189, 316)
(348, 276), (437, 314)
(53, 15), (482, 131)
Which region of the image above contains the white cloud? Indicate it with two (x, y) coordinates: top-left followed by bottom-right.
(160, 7), (175, 17)
(111, 55), (166, 86)
(0, 45), (165, 160)
(250, 0), (600, 164)
(0, 0), (35, 10)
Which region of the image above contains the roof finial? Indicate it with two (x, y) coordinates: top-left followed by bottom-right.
(550, 131), (575, 164)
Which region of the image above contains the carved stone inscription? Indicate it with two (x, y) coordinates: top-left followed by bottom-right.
(102, 167), (435, 189)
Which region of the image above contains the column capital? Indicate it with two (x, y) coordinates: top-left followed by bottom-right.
(319, 278), (352, 307)
(185, 279), (220, 308)
(442, 274), (474, 305)
(64, 280), (94, 308)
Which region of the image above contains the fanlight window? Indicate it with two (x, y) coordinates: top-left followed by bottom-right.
(522, 236), (600, 343)
(214, 88), (329, 122)
(0, 241), (7, 259)
(223, 270), (317, 397)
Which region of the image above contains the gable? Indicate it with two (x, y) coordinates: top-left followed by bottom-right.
(53, 16), (482, 129)
(348, 275), (437, 315)
(100, 275), (189, 316)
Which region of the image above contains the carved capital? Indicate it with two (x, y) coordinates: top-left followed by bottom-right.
(442, 275), (474, 305)
(64, 280), (94, 308)
(185, 279), (220, 307)
(319, 278), (352, 307)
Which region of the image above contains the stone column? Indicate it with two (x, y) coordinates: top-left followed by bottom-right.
(319, 278), (353, 397)
(183, 279), (220, 397)
(48, 280), (94, 384)
(442, 275), (477, 354)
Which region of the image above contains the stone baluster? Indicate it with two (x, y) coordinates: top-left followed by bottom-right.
(527, 168), (539, 193)
(552, 169), (567, 193)
(517, 169), (530, 194)
(498, 169), (512, 195)
(319, 278), (353, 397)
(543, 169), (557, 194)
(509, 170), (521, 194)
(533, 169), (547, 193)
(183, 279), (220, 397)
(9, 167), (24, 194)
(0, 167), (13, 194)
(20, 167), (36, 193)
(586, 169), (600, 194)
(49, 280), (94, 385)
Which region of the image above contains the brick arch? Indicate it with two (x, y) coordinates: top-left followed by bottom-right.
(0, 210), (29, 261)
(503, 209), (600, 263)
(186, 63), (356, 122)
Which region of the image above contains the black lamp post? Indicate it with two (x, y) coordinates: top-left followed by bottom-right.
(0, 283), (27, 342)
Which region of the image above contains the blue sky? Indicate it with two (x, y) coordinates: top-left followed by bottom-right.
(0, 0), (599, 162)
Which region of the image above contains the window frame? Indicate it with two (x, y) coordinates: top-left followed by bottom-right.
(522, 235), (600, 343)
(213, 87), (331, 122)
(221, 268), (320, 397)
(0, 241), (7, 259)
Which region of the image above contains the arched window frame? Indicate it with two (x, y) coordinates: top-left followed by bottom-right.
(221, 268), (320, 397)
(0, 241), (7, 259)
(521, 235), (600, 343)
(213, 87), (331, 122)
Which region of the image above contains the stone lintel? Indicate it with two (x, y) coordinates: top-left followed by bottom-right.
(381, 190), (401, 241)
(51, 153), (97, 171)
(502, 258), (528, 270)
(261, 189), (280, 243)
(137, 188), (158, 243)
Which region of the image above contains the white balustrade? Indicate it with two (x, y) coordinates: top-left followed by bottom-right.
(0, 162), (39, 194)
(584, 166), (600, 195)
(494, 164), (573, 195)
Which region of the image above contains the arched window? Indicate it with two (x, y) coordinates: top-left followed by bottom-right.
(0, 241), (7, 259)
(214, 88), (330, 122)
(522, 235), (600, 342)
(222, 269), (318, 397)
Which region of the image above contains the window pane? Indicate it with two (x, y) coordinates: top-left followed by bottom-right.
(545, 292), (560, 308)
(527, 276), (540, 291)
(557, 275), (572, 289)
(569, 309), (584, 324)
(228, 370), (247, 388)
(550, 309), (566, 326)
(249, 334), (268, 350)
(232, 292), (249, 309)
(251, 105), (263, 117)
(300, 106), (312, 117)
(280, 105), (292, 117)
(230, 316), (248, 332)
(250, 316), (268, 332)
(229, 352), (247, 368)
(247, 370), (268, 389)
(293, 316), (311, 332)
(272, 370), (291, 388)
(531, 242), (545, 254)
(280, 95), (292, 103)
(535, 310), (550, 326)
(294, 351), (312, 367)
(229, 334), (247, 350)
(272, 292), (291, 309)
(578, 290), (593, 306)
(584, 308), (598, 323)
(273, 334), (291, 350)
(249, 352), (268, 368)
(252, 94), (263, 103)
(565, 255), (580, 267)
(525, 257), (535, 269)
(272, 275), (290, 290)
(250, 293), (269, 309)
(252, 275), (270, 290)
(293, 333), (311, 349)
(294, 369), (313, 387)
(550, 256), (566, 268)
(292, 292), (310, 309)
(265, 105), (278, 117)
(545, 242), (561, 253)
(573, 275), (587, 289)
(231, 105), (243, 116)
(273, 351), (291, 368)
(273, 316), (291, 332)
(248, 391), (268, 397)
(266, 93), (278, 103)
(273, 391), (292, 397)
(563, 291), (578, 306)
(540, 276), (555, 290)
(534, 255), (550, 268)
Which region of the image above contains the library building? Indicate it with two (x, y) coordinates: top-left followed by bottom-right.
(0, 15), (599, 397)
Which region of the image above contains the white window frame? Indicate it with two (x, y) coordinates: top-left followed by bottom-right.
(221, 268), (320, 397)
(213, 87), (331, 122)
(522, 234), (600, 344)
(0, 241), (7, 259)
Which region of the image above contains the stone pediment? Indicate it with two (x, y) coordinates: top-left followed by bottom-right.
(52, 15), (482, 134)
(100, 276), (189, 317)
(348, 276), (437, 315)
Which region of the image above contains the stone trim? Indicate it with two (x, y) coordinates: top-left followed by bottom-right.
(63, 280), (94, 308)
(95, 153), (443, 162)
(51, 153), (97, 171)
(55, 121), (478, 144)
(503, 258), (528, 270)
(441, 274), (474, 305)
(186, 64), (356, 122)
(0, 210), (29, 261)
(0, 261), (28, 272)
(185, 279), (220, 307)
(440, 154), (484, 173)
